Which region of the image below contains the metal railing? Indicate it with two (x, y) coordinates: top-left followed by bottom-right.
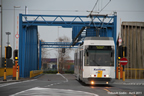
(125, 68), (144, 79)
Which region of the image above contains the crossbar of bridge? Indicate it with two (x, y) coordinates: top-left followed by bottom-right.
(41, 42), (81, 48)
(21, 14), (114, 27)
(22, 14), (114, 18)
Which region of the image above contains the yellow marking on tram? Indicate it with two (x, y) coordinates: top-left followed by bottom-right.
(97, 70), (103, 77)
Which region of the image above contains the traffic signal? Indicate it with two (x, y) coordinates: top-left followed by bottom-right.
(123, 46), (127, 57)
(118, 45), (123, 58)
(14, 50), (18, 60)
(6, 46), (12, 59)
(62, 48), (65, 53)
(118, 46), (127, 58)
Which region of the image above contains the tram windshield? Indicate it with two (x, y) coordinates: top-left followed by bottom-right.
(84, 46), (114, 66)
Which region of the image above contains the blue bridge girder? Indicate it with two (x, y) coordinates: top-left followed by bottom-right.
(21, 14), (115, 28)
(23, 21), (114, 27)
(41, 42), (81, 48)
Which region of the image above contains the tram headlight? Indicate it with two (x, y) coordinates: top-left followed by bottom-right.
(91, 81), (95, 85)
(106, 75), (109, 77)
(91, 74), (94, 77)
(106, 82), (109, 84)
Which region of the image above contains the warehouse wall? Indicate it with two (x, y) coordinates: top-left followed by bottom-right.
(121, 22), (144, 79)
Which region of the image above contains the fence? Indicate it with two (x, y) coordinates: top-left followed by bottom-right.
(125, 68), (144, 79)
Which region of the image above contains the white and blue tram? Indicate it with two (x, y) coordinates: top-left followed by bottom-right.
(74, 37), (115, 84)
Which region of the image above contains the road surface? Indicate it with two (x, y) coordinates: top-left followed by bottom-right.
(0, 74), (143, 96)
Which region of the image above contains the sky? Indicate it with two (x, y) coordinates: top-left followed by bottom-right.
(1, 0), (144, 60)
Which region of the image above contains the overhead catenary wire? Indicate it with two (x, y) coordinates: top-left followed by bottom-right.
(88, 0), (99, 28)
(90, 0), (99, 14)
(87, 0), (111, 36)
(98, 0), (111, 14)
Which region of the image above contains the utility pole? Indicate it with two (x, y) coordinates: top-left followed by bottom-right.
(13, 6), (20, 66)
(57, 27), (59, 73)
(13, 6), (20, 51)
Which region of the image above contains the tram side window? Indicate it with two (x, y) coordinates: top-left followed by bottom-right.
(75, 53), (77, 65)
(76, 53), (77, 65)
(81, 51), (83, 66)
(74, 53), (76, 65)
(84, 50), (89, 66)
(110, 49), (114, 66)
(80, 51), (82, 69)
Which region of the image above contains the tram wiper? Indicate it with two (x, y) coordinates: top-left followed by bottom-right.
(92, 60), (100, 66)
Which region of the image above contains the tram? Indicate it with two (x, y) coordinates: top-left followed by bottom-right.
(74, 37), (115, 84)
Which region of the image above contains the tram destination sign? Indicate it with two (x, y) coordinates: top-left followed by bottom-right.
(88, 46), (112, 50)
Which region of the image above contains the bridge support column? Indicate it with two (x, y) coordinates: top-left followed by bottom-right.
(39, 40), (41, 70)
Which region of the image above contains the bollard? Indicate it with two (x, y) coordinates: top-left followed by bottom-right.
(14, 50), (19, 80)
(12, 61), (16, 80)
(118, 57), (121, 80)
(16, 60), (19, 80)
(123, 71), (125, 81)
(3, 47), (7, 81)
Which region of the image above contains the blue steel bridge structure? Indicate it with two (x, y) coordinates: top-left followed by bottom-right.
(19, 13), (117, 77)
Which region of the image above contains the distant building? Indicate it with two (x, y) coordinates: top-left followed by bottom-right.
(41, 58), (74, 70)
(42, 58), (74, 63)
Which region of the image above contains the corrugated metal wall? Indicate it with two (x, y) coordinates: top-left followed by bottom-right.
(72, 26), (83, 40)
(19, 26), (38, 77)
(121, 22), (144, 79)
(86, 27), (113, 37)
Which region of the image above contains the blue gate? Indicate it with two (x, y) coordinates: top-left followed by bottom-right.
(19, 25), (38, 77)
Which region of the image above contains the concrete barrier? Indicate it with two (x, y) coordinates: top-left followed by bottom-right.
(0, 68), (13, 77)
(30, 70), (43, 78)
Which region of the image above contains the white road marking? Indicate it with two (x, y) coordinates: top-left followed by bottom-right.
(44, 74), (68, 87)
(0, 79), (37, 87)
(9, 87), (38, 96)
(57, 73), (68, 82)
(10, 87), (99, 96)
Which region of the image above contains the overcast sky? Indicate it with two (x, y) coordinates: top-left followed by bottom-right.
(1, 0), (144, 59)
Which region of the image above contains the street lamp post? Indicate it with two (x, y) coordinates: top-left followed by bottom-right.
(57, 26), (62, 73)
(6, 32), (11, 46)
(57, 26), (59, 73)
(3, 32), (11, 81)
